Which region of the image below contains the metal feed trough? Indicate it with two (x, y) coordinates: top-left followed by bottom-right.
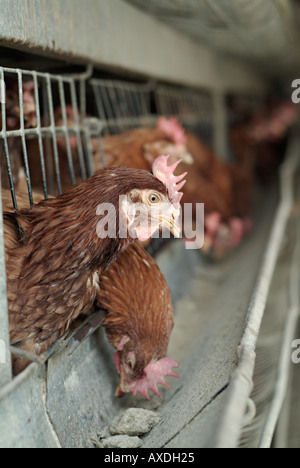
(0, 63), (299, 448)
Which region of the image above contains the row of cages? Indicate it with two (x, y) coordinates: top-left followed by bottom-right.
(0, 66), (219, 211)
(0, 65), (267, 212)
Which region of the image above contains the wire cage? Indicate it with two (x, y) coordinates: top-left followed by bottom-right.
(0, 66), (95, 209)
(0, 65), (220, 388)
(0, 67), (218, 211)
(154, 83), (214, 145)
(0, 66), (101, 390)
(90, 78), (155, 135)
(89, 78), (216, 172)
(0, 71), (219, 210)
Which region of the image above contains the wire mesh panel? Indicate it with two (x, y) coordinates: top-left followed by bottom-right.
(90, 78), (215, 167)
(89, 78), (159, 170)
(0, 66), (94, 210)
(155, 84), (214, 145)
(90, 78), (155, 135)
(0, 66), (96, 386)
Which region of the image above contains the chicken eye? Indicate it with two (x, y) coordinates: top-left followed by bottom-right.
(126, 352), (136, 369)
(148, 193), (161, 204)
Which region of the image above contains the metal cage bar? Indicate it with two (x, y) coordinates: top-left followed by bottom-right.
(69, 80), (88, 181)
(0, 66), (94, 208)
(32, 71), (48, 200)
(0, 66), (95, 387)
(0, 186), (12, 387)
(259, 193), (300, 448)
(17, 70), (34, 206)
(46, 73), (63, 195)
(89, 77), (218, 174)
(155, 84), (213, 122)
(215, 130), (300, 448)
(57, 78), (76, 187)
(154, 83), (215, 146)
(90, 78), (155, 135)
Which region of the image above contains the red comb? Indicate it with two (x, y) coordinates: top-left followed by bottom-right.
(152, 155), (187, 206)
(130, 358), (179, 400)
(157, 116), (187, 145)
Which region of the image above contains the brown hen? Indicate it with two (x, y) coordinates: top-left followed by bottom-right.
(4, 158), (185, 373)
(95, 125), (193, 172)
(97, 241), (178, 399)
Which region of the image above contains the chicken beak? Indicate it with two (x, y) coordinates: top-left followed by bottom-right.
(182, 151), (194, 165)
(176, 144), (194, 165)
(115, 382), (126, 398)
(161, 215), (182, 239)
(116, 374), (130, 398)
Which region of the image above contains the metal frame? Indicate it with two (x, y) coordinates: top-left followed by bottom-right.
(154, 83), (215, 148)
(90, 77), (215, 144)
(0, 66), (96, 388)
(90, 78), (154, 134)
(215, 130), (300, 448)
(0, 186), (12, 387)
(154, 84), (213, 126)
(89, 78), (216, 172)
(0, 66), (94, 208)
(259, 187), (300, 448)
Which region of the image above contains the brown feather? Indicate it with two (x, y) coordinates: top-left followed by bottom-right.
(95, 128), (170, 171)
(97, 241), (174, 378)
(4, 167), (168, 373)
